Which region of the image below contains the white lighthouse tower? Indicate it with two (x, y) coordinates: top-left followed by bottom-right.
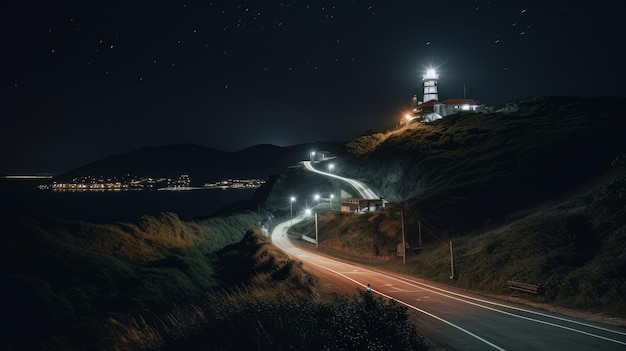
(422, 68), (439, 102)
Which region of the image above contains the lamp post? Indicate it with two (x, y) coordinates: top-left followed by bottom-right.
(310, 151), (316, 162)
(290, 196), (295, 225)
(328, 163), (334, 173)
(315, 212), (319, 248)
(329, 194), (334, 210)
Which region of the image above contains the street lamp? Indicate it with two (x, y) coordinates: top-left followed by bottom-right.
(310, 151), (316, 162)
(328, 163), (334, 173)
(329, 194), (334, 210)
(304, 201), (318, 247)
(405, 113), (418, 125)
(315, 212), (319, 248)
(290, 196), (296, 225)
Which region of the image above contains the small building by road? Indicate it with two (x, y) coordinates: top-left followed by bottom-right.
(341, 198), (384, 213)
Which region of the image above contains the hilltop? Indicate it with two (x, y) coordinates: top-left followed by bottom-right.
(338, 96), (626, 230)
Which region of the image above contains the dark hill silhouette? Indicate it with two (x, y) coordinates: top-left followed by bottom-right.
(55, 141), (343, 185)
(338, 96), (626, 230)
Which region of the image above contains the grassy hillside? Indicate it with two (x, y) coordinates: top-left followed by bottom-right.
(0, 211), (265, 349)
(1, 211), (430, 350)
(269, 96), (626, 317)
(298, 162), (626, 315)
(340, 96), (626, 231)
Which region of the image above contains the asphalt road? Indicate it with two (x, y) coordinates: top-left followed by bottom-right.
(271, 215), (626, 351)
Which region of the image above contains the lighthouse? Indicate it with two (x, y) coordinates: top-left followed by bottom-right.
(422, 68), (439, 102)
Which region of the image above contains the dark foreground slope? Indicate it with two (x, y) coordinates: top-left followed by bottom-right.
(0, 211), (265, 350)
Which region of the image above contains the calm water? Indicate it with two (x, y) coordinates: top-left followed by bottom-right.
(0, 179), (256, 223)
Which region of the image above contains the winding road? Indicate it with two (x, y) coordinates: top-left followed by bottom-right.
(302, 161), (379, 199)
(270, 162), (626, 350)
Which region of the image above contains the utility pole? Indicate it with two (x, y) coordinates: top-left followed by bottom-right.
(401, 204), (406, 264)
(418, 219), (422, 246)
(449, 240), (455, 279)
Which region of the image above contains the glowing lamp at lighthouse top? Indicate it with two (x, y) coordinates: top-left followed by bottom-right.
(423, 68), (438, 80)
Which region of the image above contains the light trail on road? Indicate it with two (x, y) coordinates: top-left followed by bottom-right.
(302, 161), (379, 199)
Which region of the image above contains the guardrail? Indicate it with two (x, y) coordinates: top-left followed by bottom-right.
(507, 280), (540, 294)
(301, 235), (317, 244)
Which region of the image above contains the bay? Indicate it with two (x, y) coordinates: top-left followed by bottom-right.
(0, 179), (256, 223)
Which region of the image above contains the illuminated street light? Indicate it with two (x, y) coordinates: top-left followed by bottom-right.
(328, 163), (334, 173)
(405, 113), (417, 125)
(305, 208), (312, 216)
(310, 151), (316, 161)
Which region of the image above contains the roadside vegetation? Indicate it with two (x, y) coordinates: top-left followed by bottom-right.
(1, 210), (429, 350)
(1, 210), (264, 349)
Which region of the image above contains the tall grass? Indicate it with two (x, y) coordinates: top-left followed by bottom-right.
(0, 210), (267, 350)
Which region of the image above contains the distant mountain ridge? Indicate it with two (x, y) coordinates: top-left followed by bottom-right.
(55, 142), (344, 185)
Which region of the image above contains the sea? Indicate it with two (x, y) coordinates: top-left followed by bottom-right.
(0, 178), (256, 223)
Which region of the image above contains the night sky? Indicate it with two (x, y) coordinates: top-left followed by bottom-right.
(2, 1), (625, 174)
